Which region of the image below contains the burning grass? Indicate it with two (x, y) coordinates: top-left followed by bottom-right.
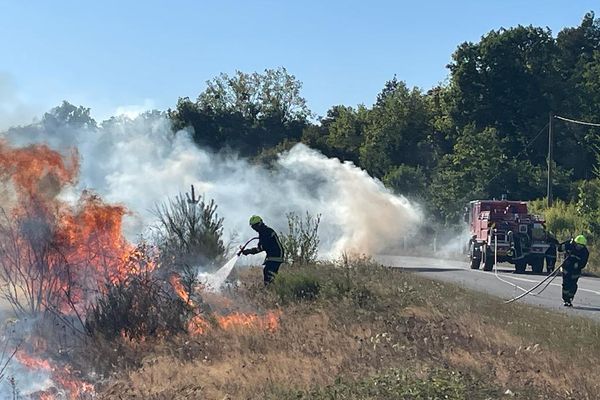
(94, 258), (600, 400)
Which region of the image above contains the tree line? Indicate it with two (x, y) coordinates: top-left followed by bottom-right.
(169, 12), (600, 231)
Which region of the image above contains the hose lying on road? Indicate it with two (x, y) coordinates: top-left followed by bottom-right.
(504, 261), (564, 304)
(534, 264), (564, 296)
(492, 234), (529, 293)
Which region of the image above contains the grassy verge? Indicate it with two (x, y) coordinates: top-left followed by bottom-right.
(97, 258), (600, 399)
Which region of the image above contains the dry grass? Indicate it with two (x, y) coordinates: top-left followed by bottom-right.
(94, 259), (600, 399)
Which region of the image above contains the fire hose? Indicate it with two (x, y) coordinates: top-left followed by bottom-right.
(490, 231), (565, 304)
(237, 237), (259, 256)
(503, 260), (565, 304)
(492, 231), (529, 293)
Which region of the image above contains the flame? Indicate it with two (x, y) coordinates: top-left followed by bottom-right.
(1, 140), (280, 396)
(0, 141), (78, 206)
(169, 274), (195, 307)
(0, 138), (145, 397)
(15, 351), (95, 400)
(217, 311), (280, 332)
(168, 275), (281, 335)
(15, 351), (52, 370)
(0, 141), (147, 313)
(58, 192), (132, 282)
(188, 314), (210, 335)
(186, 312), (281, 336)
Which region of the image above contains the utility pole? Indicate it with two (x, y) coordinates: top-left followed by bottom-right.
(547, 112), (553, 207)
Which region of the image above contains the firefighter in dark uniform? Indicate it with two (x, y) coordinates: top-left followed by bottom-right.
(241, 215), (285, 284)
(545, 231), (559, 273)
(558, 235), (589, 307)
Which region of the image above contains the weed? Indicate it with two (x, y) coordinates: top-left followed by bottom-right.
(272, 270), (321, 303)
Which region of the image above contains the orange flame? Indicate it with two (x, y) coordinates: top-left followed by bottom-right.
(0, 141), (147, 312)
(0, 139), (143, 399)
(168, 275), (281, 335)
(217, 311), (280, 332)
(169, 274), (195, 307)
(0, 141), (78, 205)
(188, 314), (210, 335)
(15, 351), (52, 370)
(16, 351), (95, 399)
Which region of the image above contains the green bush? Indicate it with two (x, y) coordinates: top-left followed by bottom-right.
(280, 211), (321, 265)
(530, 198), (589, 240)
(272, 271), (321, 303)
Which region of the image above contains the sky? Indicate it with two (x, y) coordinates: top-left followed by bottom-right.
(0, 0), (598, 126)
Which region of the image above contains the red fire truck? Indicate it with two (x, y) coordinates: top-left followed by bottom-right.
(465, 200), (550, 273)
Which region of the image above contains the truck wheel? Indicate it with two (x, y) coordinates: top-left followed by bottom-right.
(469, 242), (481, 269)
(531, 259), (544, 274)
(483, 248), (494, 271)
(515, 261), (526, 274)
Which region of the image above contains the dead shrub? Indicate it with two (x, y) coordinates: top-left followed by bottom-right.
(85, 271), (190, 340)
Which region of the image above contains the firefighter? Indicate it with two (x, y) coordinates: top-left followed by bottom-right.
(240, 215), (285, 285)
(558, 235), (589, 307)
(545, 231), (559, 273)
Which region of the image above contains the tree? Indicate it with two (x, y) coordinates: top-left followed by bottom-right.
(383, 164), (427, 200)
(429, 126), (507, 222)
(153, 186), (226, 272)
(169, 68), (311, 156)
(322, 105), (368, 164)
(448, 25), (559, 158)
(42, 101), (97, 130)
(359, 80), (433, 177)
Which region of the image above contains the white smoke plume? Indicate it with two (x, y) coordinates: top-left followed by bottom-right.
(1, 110), (422, 257)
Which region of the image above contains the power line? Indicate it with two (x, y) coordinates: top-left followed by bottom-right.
(555, 115), (600, 127)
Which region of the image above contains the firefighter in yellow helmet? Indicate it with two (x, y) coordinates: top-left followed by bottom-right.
(558, 235), (589, 307)
(240, 215), (285, 284)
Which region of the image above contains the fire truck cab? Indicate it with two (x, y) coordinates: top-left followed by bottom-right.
(465, 200), (549, 273)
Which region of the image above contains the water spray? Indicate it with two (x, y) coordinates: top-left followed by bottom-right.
(197, 237), (259, 292)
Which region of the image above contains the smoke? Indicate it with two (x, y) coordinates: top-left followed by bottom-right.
(1, 109), (422, 257)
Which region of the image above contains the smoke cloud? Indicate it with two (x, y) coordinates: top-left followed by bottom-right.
(1, 110), (422, 257)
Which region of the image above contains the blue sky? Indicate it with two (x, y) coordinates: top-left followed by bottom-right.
(0, 0), (597, 124)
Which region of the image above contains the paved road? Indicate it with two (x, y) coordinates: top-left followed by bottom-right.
(377, 255), (600, 321)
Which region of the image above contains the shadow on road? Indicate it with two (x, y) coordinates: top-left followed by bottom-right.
(400, 267), (464, 273)
(572, 305), (600, 312)
(511, 271), (555, 276)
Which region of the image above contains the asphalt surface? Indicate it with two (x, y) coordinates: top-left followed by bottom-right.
(377, 255), (600, 321)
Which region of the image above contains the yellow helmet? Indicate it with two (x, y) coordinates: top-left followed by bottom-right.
(249, 215), (263, 226)
(574, 235), (587, 246)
